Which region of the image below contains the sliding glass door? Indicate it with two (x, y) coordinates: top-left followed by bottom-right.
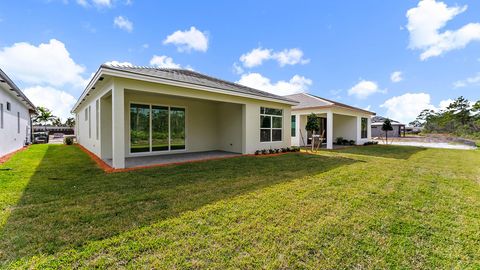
(170, 107), (185, 150)
(152, 106), (169, 151)
(130, 104), (150, 153)
(130, 103), (186, 153)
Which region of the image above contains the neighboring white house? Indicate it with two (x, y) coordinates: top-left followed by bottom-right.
(71, 64), (297, 169)
(286, 93), (375, 149)
(0, 68), (36, 158)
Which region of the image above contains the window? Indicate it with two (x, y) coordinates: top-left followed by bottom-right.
(130, 103), (186, 153)
(95, 100), (99, 140)
(84, 108), (88, 121)
(260, 107), (283, 142)
(361, 117), (368, 139)
(0, 103), (3, 129)
(88, 106), (91, 139)
(291, 115), (296, 137)
(6, 102), (11, 111)
(17, 112), (20, 133)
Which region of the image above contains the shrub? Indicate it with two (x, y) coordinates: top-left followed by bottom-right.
(336, 137), (344, 145)
(363, 141), (379, 146)
(64, 137), (74, 145)
(254, 150), (260, 155)
(342, 139), (349, 145)
(286, 147), (291, 152)
(349, 140), (355, 145)
(268, 149), (275, 154)
(275, 149), (280, 154)
(261, 149), (268, 155)
(281, 148), (288, 153)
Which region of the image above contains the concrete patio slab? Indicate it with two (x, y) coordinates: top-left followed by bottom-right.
(103, 151), (241, 169)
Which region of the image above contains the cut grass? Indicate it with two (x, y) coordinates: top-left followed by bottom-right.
(1, 144), (479, 268)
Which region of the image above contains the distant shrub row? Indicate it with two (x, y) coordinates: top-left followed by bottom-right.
(254, 147), (300, 155)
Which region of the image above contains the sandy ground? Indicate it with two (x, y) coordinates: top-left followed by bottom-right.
(375, 135), (477, 150)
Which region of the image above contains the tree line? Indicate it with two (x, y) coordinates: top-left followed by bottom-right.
(33, 107), (75, 127)
(410, 96), (480, 138)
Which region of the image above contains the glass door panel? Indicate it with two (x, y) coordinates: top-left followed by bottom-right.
(152, 105), (169, 151)
(130, 104), (150, 153)
(170, 107), (185, 150)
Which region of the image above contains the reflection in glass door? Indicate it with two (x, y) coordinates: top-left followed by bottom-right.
(170, 107), (185, 150)
(152, 105), (169, 151)
(130, 104), (150, 153)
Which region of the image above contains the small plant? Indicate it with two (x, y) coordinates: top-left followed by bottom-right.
(261, 149), (268, 155)
(268, 149), (275, 154)
(275, 149), (280, 154)
(290, 146), (300, 152)
(336, 137), (344, 145)
(64, 137), (74, 145)
(281, 148), (287, 153)
(254, 150), (260, 155)
(349, 140), (355, 145)
(342, 139), (349, 145)
(363, 141), (379, 146)
(286, 147), (291, 152)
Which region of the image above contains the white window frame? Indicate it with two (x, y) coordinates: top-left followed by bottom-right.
(361, 117), (368, 139)
(95, 99), (99, 140)
(0, 103), (3, 129)
(128, 101), (187, 156)
(260, 107), (283, 143)
(17, 112), (20, 134)
(88, 106), (91, 139)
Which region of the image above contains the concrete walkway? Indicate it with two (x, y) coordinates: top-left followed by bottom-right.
(104, 150), (241, 168)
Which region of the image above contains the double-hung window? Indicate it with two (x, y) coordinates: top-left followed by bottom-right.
(260, 107), (283, 142)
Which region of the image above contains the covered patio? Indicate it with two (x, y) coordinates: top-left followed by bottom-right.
(287, 93), (375, 149)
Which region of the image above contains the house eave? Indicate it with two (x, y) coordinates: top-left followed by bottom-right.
(72, 67), (298, 113)
(292, 105), (376, 115)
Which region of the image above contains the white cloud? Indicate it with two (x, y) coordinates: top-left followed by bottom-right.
(439, 98), (453, 110)
(24, 86), (77, 121)
(453, 72), (480, 88)
(390, 71), (403, 83)
(237, 73), (312, 96)
(406, 0), (480, 60)
(348, 80), (385, 99)
(273, 48), (310, 67)
(380, 93), (437, 124)
(239, 47), (309, 68)
(104, 60), (133, 67)
(0, 39), (87, 87)
(232, 62), (244, 74)
(76, 0), (112, 8)
(149, 55), (181, 68)
(239, 48), (272, 68)
(113, 16), (133, 32)
(163, 26), (208, 52)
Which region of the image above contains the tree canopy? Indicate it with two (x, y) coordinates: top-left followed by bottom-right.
(411, 96), (480, 139)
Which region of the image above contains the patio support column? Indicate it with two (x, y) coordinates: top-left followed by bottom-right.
(326, 111), (333, 149)
(356, 116), (362, 143)
(112, 83), (125, 169)
(368, 117), (372, 139)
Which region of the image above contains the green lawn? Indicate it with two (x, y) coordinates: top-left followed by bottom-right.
(1, 144), (479, 269)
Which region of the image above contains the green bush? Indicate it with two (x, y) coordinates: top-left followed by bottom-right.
(64, 137), (74, 145)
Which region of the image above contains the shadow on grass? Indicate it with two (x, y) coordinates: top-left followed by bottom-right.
(0, 145), (359, 263)
(328, 145), (427, 160)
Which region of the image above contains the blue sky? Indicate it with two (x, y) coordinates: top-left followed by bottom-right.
(0, 0), (479, 123)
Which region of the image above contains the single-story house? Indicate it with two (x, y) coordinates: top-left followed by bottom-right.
(371, 116), (405, 138)
(286, 93), (375, 149)
(0, 68), (36, 158)
(71, 64), (297, 169)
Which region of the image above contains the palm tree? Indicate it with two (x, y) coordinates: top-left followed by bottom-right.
(33, 107), (57, 131)
(64, 117), (75, 128)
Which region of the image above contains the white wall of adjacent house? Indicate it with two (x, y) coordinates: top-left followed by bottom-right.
(74, 77), (292, 167)
(0, 87), (31, 157)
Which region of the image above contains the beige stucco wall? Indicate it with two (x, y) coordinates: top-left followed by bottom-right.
(332, 114), (357, 141)
(75, 76), (292, 165)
